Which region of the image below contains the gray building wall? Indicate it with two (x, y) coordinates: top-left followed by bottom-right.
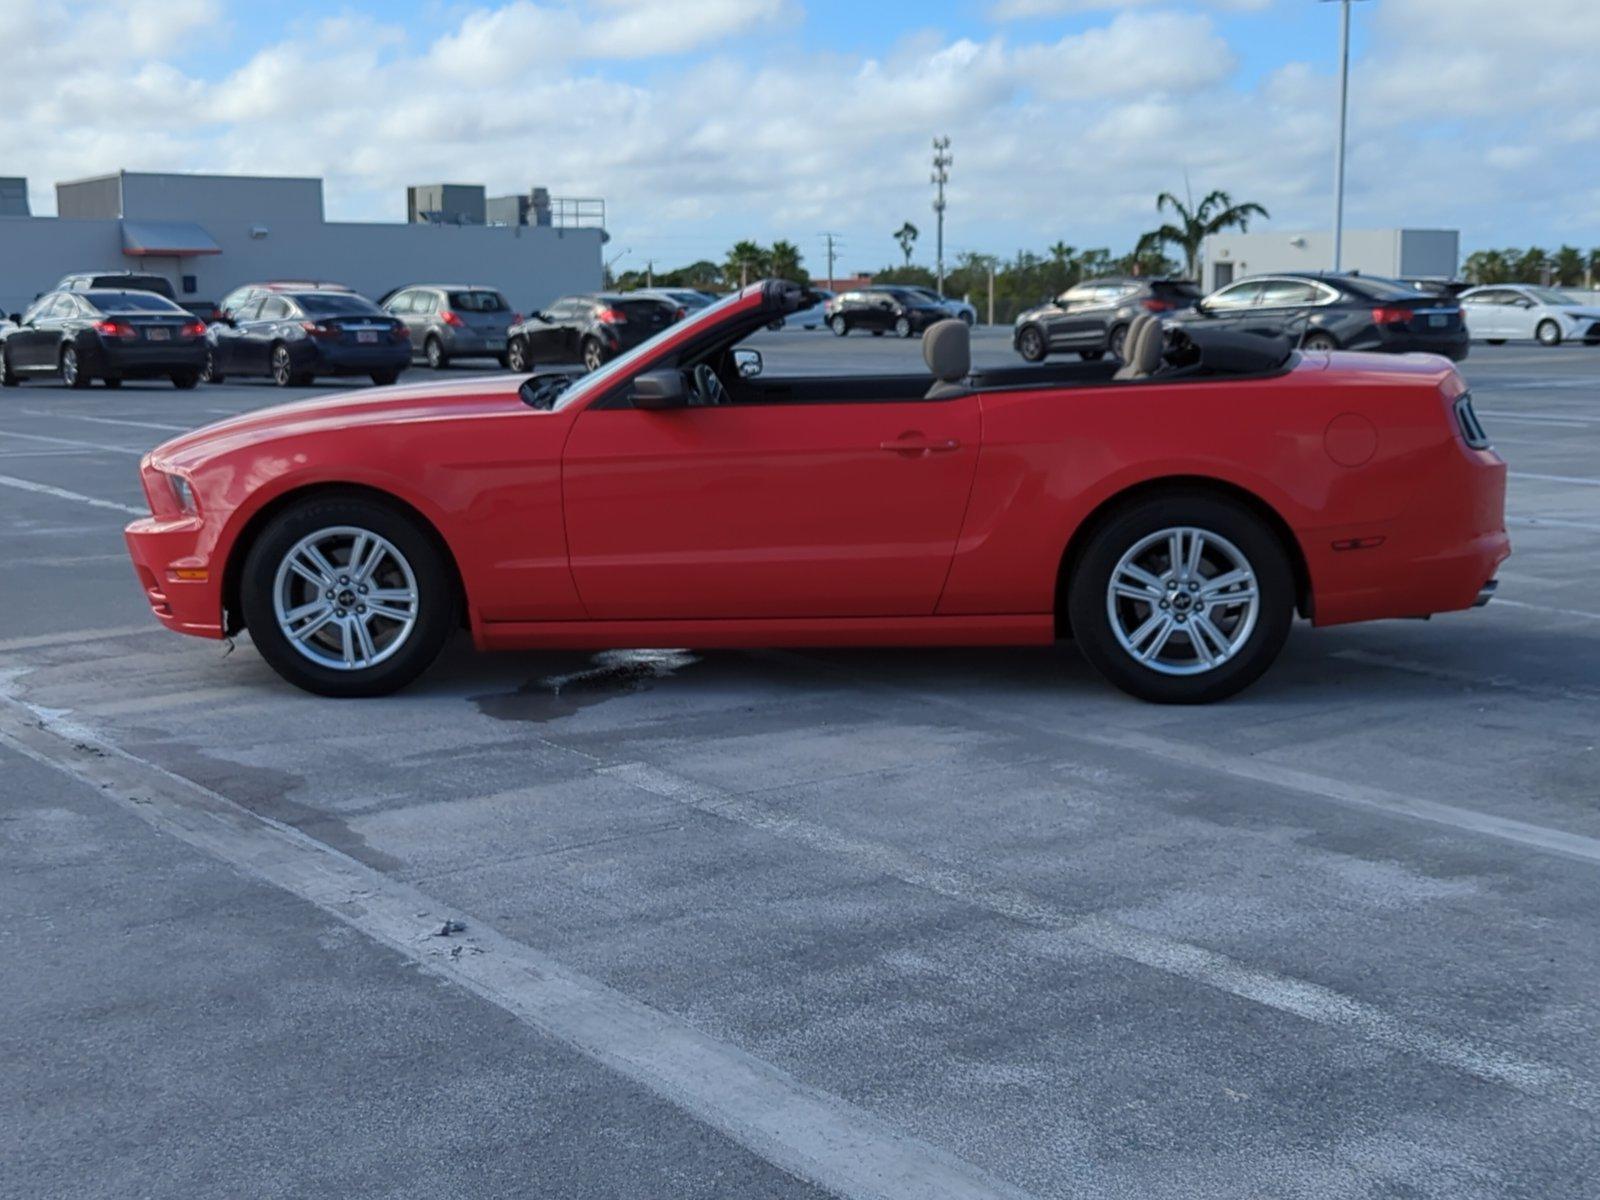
(55, 174), (122, 220)
(407, 184), (486, 225)
(1201, 228), (1461, 291)
(0, 178), (29, 217)
(1, 173), (603, 317)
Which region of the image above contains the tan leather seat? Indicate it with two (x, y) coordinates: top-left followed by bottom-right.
(1113, 313), (1164, 381)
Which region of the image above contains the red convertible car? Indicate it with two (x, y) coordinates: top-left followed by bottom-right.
(125, 281), (1508, 703)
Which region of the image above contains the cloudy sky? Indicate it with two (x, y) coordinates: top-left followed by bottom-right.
(2, 0), (1596, 275)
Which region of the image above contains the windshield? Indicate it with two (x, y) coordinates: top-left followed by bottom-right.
(554, 289), (753, 411)
(1523, 287), (1576, 305)
(449, 290), (509, 312)
(295, 293), (383, 315)
(85, 291), (183, 312)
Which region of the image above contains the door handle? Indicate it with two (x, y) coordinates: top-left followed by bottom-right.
(880, 435), (961, 454)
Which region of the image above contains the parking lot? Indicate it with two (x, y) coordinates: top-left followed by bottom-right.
(3, 333), (1598, 1198)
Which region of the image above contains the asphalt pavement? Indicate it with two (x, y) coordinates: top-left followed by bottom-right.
(2, 332), (1598, 1199)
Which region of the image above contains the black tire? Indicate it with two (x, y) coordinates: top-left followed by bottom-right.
(1067, 491), (1294, 704)
(831, 315), (849, 337)
(1486, 339), (1506, 346)
(581, 338), (605, 373)
(1301, 330), (1339, 352)
(425, 335), (448, 370)
(1536, 319), (1561, 347)
(1, 348), (19, 387)
(1108, 324), (1130, 361)
(1016, 325), (1047, 363)
(1079, 349), (1104, 361)
(507, 337), (530, 372)
(369, 369), (401, 386)
(200, 348), (224, 385)
(239, 494), (457, 698)
(495, 353), (511, 370)
(895, 316), (913, 339)
(60, 345), (91, 389)
(960, 311), (975, 327)
(170, 373), (198, 390)
(103, 377), (123, 389)
(270, 343), (310, 387)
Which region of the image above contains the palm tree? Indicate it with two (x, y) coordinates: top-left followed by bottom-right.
(894, 222), (919, 267)
(1140, 189), (1269, 283)
(769, 239), (805, 283)
(724, 240), (769, 288)
(1552, 246), (1585, 288)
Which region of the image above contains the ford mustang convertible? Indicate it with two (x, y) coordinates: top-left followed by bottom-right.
(124, 281), (1508, 704)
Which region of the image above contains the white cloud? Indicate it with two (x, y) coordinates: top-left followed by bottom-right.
(0, 0), (1597, 268)
(992, 0), (1270, 19)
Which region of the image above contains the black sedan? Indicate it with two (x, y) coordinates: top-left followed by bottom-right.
(1013, 277), (1200, 362)
(827, 287), (946, 338)
(1168, 273), (1468, 361)
(506, 294), (676, 373)
(203, 290), (411, 387)
(1, 290), (206, 389)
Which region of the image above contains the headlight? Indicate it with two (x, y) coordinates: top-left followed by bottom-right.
(167, 473), (195, 512)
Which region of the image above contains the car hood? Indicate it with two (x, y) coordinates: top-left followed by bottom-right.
(148, 375), (533, 471)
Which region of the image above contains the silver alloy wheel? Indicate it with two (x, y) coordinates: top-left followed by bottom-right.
(1106, 525), (1260, 676)
(61, 346), (79, 385)
(426, 337), (445, 368)
(1019, 328), (1044, 360)
(832, 315), (848, 336)
(200, 349), (215, 382)
(896, 317), (912, 338)
(583, 340), (604, 372)
(1537, 319), (1561, 347)
(507, 338), (527, 372)
(272, 346), (292, 386)
(1303, 331), (1337, 351)
(1109, 325), (1128, 360)
(272, 525), (420, 671)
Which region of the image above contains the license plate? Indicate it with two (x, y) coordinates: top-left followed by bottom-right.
(357, 331), (378, 343)
(146, 327), (171, 341)
(487, 338), (506, 350)
(1429, 314), (1448, 328)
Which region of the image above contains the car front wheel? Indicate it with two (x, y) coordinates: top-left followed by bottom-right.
(507, 337), (529, 372)
(61, 345), (91, 389)
(1017, 326), (1047, 362)
(582, 338), (605, 372)
(200, 348), (224, 384)
(425, 336), (448, 369)
(831, 315), (849, 336)
(240, 496), (457, 697)
(1536, 319), (1562, 347)
(895, 316), (913, 338)
(1067, 492), (1293, 704)
(1301, 330), (1339, 352)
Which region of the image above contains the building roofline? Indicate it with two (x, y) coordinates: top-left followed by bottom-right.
(55, 169), (324, 188)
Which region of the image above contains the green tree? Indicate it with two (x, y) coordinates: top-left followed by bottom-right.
(1463, 249), (1510, 284)
(724, 240), (769, 288)
(1512, 246), (1550, 283)
(894, 222), (920, 267)
(1552, 246), (1585, 287)
(768, 239), (807, 284)
(1140, 189), (1270, 282)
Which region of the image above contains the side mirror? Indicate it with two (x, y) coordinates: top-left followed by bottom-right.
(6, 312), (19, 325)
(733, 348), (763, 379)
(630, 368), (687, 410)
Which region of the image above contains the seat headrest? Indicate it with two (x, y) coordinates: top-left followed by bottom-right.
(923, 319), (970, 382)
(1113, 314), (1165, 381)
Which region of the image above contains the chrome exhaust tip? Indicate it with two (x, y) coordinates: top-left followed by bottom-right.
(1474, 580), (1498, 608)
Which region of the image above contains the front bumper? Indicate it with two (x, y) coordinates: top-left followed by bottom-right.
(124, 514), (224, 639)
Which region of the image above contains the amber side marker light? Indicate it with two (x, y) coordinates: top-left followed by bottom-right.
(171, 569), (210, 582)
(1331, 537), (1385, 552)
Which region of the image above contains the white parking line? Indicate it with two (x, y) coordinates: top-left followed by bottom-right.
(1507, 515), (1600, 533)
(19, 409), (190, 433)
(1509, 471), (1600, 488)
(1495, 597), (1600, 622)
(1478, 411), (1600, 427)
(0, 429), (144, 456)
(0, 473), (144, 516)
(0, 625), (154, 653)
(0, 700), (1039, 1200)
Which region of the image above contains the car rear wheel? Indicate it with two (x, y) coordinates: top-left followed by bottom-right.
(369, 369), (400, 386)
(60, 345), (91, 389)
(200, 348), (224, 385)
(1108, 324), (1130, 361)
(1017, 326), (1047, 362)
(507, 337), (530, 372)
(895, 316), (913, 339)
(240, 496), (456, 698)
(581, 338), (605, 372)
(831, 316), (849, 337)
(171, 373), (199, 390)
(1301, 330), (1339, 352)
(1536, 319), (1562, 347)
(425, 336), (448, 370)
(960, 311), (975, 327)
(1067, 492), (1293, 704)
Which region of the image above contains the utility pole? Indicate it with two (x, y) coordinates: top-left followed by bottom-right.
(646, 260), (654, 288)
(987, 258), (996, 328)
(819, 232), (843, 290)
(931, 136), (952, 294)
(1324, 0), (1368, 272)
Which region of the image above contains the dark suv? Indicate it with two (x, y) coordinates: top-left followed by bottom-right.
(1013, 277), (1200, 362)
(506, 294), (675, 372)
(827, 287), (947, 338)
(1168, 272), (1468, 361)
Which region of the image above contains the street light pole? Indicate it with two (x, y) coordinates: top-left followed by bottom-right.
(1331, 0), (1352, 272)
(931, 136), (952, 294)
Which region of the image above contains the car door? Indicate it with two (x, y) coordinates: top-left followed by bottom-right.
(383, 290), (417, 349)
(1501, 289), (1540, 340)
(239, 294), (291, 374)
(1043, 286), (1091, 348)
(212, 295), (260, 373)
(1239, 278), (1321, 339)
(8, 295), (62, 370)
(560, 381), (983, 620)
(1460, 290), (1506, 339)
(1193, 280), (1266, 333)
(521, 299), (569, 363)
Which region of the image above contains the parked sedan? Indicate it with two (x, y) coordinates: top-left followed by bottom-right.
(2, 290), (206, 389)
(828, 287), (947, 337)
(506, 294), (676, 372)
(628, 288), (717, 320)
(1459, 285), (1600, 346)
(1168, 273), (1468, 361)
(1014, 277), (1200, 362)
(203, 290), (410, 387)
(382, 285), (518, 368)
(903, 286), (978, 326)
(125, 280), (1507, 705)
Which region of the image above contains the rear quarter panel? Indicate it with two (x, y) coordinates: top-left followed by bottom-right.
(939, 353), (1473, 619)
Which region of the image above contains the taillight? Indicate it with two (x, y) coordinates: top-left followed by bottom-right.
(595, 307), (626, 325)
(93, 319), (135, 339)
(300, 320), (338, 338)
(390, 322), (409, 341)
(1142, 298), (1174, 313)
(674, 306), (688, 322)
(180, 320), (206, 338)
(1372, 305), (1413, 326)
(440, 310), (465, 327)
(511, 312), (523, 324)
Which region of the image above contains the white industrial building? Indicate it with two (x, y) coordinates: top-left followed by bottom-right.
(0, 170), (606, 316)
(1199, 228), (1460, 292)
